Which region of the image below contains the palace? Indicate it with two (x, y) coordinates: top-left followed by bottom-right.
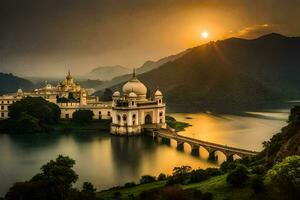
(110, 70), (166, 135)
(0, 70), (166, 135)
(0, 71), (111, 120)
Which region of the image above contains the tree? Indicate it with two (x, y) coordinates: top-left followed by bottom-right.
(5, 155), (79, 200)
(140, 175), (156, 184)
(81, 182), (97, 200)
(167, 165), (192, 185)
(157, 173), (167, 181)
(9, 97), (60, 125)
(190, 169), (207, 183)
(10, 113), (41, 134)
(72, 109), (94, 124)
(226, 164), (248, 187)
(266, 155), (300, 199)
(7, 97), (61, 133)
(288, 105), (300, 123)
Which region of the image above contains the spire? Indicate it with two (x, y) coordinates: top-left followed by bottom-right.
(68, 69), (71, 76)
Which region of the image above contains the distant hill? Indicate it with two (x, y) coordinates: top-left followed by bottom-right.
(87, 65), (131, 81)
(0, 73), (35, 94)
(93, 49), (190, 91)
(100, 33), (300, 112)
(78, 79), (103, 88)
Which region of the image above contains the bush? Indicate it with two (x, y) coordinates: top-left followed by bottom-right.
(72, 110), (94, 124)
(266, 155), (300, 199)
(157, 173), (167, 181)
(220, 161), (237, 173)
(167, 166), (192, 185)
(124, 182), (136, 188)
(205, 168), (222, 176)
(190, 169), (208, 183)
(140, 175), (156, 184)
(226, 164), (248, 187)
(251, 175), (264, 193)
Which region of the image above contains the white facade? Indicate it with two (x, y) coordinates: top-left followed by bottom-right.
(0, 71), (112, 120)
(111, 70), (166, 135)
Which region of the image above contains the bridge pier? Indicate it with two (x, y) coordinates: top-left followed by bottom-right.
(208, 150), (218, 161)
(190, 144), (200, 156)
(176, 141), (184, 150)
(161, 137), (170, 145)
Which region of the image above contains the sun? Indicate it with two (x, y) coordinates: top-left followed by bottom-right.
(201, 31), (209, 39)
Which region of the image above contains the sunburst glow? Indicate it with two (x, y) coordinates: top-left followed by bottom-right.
(201, 31), (209, 39)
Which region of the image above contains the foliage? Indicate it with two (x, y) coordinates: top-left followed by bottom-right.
(72, 109), (94, 124)
(226, 164), (249, 187)
(81, 182), (97, 200)
(265, 155), (300, 199)
(220, 161), (238, 173)
(205, 168), (222, 177)
(190, 169), (208, 183)
(288, 105), (300, 123)
(9, 97), (60, 124)
(10, 113), (41, 134)
(7, 97), (60, 133)
(251, 175), (264, 194)
(157, 173), (167, 181)
(167, 165), (192, 185)
(140, 175), (156, 184)
(165, 116), (190, 132)
(124, 182), (136, 188)
(5, 155), (97, 200)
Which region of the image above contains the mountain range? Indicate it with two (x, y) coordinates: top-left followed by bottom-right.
(0, 73), (35, 94)
(86, 65), (131, 81)
(100, 33), (300, 112)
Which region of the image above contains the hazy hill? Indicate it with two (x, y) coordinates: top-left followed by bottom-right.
(0, 73), (35, 94)
(93, 49), (190, 91)
(103, 33), (300, 112)
(87, 65), (131, 81)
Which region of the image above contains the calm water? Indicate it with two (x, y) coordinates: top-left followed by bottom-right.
(0, 110), (289, 196)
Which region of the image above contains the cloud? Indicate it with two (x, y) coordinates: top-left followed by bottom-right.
(227, 24), (281, 39)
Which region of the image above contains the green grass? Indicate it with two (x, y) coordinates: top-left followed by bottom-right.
(182, 174), (254, 200)
(97, 174), (269, 200)
(97, 181), (166, 200)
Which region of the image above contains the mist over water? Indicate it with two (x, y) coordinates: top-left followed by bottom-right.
(0, 110), (288, 196)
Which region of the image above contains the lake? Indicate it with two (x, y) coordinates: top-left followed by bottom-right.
(0, 110), (289, 196)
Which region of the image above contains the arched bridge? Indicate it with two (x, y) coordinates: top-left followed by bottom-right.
(144, 126), (258, 160)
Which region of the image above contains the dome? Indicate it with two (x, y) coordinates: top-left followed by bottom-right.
(122, 77), (147, 97)
(155, 89), (162, 96)
(112, 91), (121, 97)
(128, 92), (137, 98)
(17, 88), (23, 94)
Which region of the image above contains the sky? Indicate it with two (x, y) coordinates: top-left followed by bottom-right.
(0, 0), (300, 77)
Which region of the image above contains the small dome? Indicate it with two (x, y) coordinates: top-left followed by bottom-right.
(112, 91), (120, 97)
(17, 88), (23, 94)
(128, 92), (137, 98)
(155, 90), (163, 96)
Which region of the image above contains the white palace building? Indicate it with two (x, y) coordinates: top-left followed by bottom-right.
(0, 70), (166, 135)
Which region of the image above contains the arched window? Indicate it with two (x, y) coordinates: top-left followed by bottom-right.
(132, 114), (136, 119)
(123, 114), (127, 121)
(117, 115), (121, 123)
(159, 111), (163, 117)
